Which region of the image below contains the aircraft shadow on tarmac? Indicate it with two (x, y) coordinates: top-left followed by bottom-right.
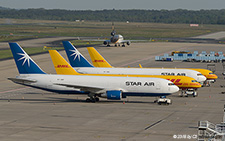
(0, 97), (156, 104)
(42, 97), (156, 104)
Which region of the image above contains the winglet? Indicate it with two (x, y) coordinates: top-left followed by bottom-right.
(62, 41), (94, 67)
(87, 47), (113, 68)
(48, 50), (80, 75)
(9, 42), (46, 74)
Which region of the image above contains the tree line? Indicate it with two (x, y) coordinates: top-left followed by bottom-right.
(0, 7), (225, 24)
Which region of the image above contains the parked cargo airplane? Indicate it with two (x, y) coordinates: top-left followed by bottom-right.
(8, 43), (179, 102)
(62, 41), (206, 84)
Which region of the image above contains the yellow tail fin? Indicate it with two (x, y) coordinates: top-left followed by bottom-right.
(87, 47), (113, 68)
(48, 50), (80, 75)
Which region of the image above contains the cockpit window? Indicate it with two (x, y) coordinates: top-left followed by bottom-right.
(168, 83), (175, 86)
(197, 73), (203, 76)
(192, 80), (197, 83)
(209, 73), (214, 74)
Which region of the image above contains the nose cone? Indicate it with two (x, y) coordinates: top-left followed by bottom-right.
(197, 75), (207, 82)
(206, 74), (218, 80)
(170, 85), (179, 93)
(191, 82), (202, 88)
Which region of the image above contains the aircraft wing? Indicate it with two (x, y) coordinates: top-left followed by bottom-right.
(79, 37), (110, 42)
(104, 39), (111, 42)
(81, 39), (106, 41)
(120, 40), (130, 43)
(91, 39), (108, 41)
(8, 77), (37, 84)
(54, 83), (104, 93)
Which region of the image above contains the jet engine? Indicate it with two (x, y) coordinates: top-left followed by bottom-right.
(127, 41), (131, 45)
(101, 90), (124, 100)
(103, 41), (108, 45)
(111, 31), (116, 36)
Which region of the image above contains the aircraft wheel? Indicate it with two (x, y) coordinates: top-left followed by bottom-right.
(166, 102), (171, 105)
(165, 101), (168, 105)
(179, 92), (184, 97)
(86, 98), (91, 102)
(193, 92), (198, 97)
(122, 45), (125, 47)
(95, 97), (99, 102)
(107, 45), (110, 47)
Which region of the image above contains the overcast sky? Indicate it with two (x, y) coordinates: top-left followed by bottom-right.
(1, 0), (225, 10)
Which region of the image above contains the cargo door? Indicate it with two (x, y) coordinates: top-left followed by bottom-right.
(156, 82), (161, 90)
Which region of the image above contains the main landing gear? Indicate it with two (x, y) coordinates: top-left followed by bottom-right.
(86, 97), (99, 103)
(114, 44), (121, 47)
(86, 94), (100, 103)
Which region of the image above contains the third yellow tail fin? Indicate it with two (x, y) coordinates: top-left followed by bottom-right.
(48, 50), (80, 75)
(87, 47), (113, 68)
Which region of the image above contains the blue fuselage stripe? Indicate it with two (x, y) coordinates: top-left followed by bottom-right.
(18, 83), (172, 96)
(123, 92), (171, 97)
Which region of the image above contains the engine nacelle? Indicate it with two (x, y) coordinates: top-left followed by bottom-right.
(101, 90), (122, 100)
(127, 41), (131, 45)
(103, 41), (108, 45)
(111, 31), (116, 36)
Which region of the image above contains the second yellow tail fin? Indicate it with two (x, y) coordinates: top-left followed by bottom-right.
(87, 47), (113, 68)
(48, 50), (80, 75)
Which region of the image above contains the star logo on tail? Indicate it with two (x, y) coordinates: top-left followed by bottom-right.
(69, 49), (82, 61)
(17, 53), (31, 67)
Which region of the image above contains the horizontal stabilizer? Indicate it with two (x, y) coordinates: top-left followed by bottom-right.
(8, 77), (37, 84)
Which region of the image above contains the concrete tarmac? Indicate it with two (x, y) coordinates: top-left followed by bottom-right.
(0, 41), (225, 141)
(193, 31), (225, 40)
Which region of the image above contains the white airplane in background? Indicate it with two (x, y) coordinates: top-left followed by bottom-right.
(8, 42), (179, 103)
(103, 23), (131, 47)
(62, 41), (207, 84)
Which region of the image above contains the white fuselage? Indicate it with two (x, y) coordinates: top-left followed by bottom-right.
(111, 34), (124, 43)
(74, 67), (206, 82)
(13, 74), (179, 96)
